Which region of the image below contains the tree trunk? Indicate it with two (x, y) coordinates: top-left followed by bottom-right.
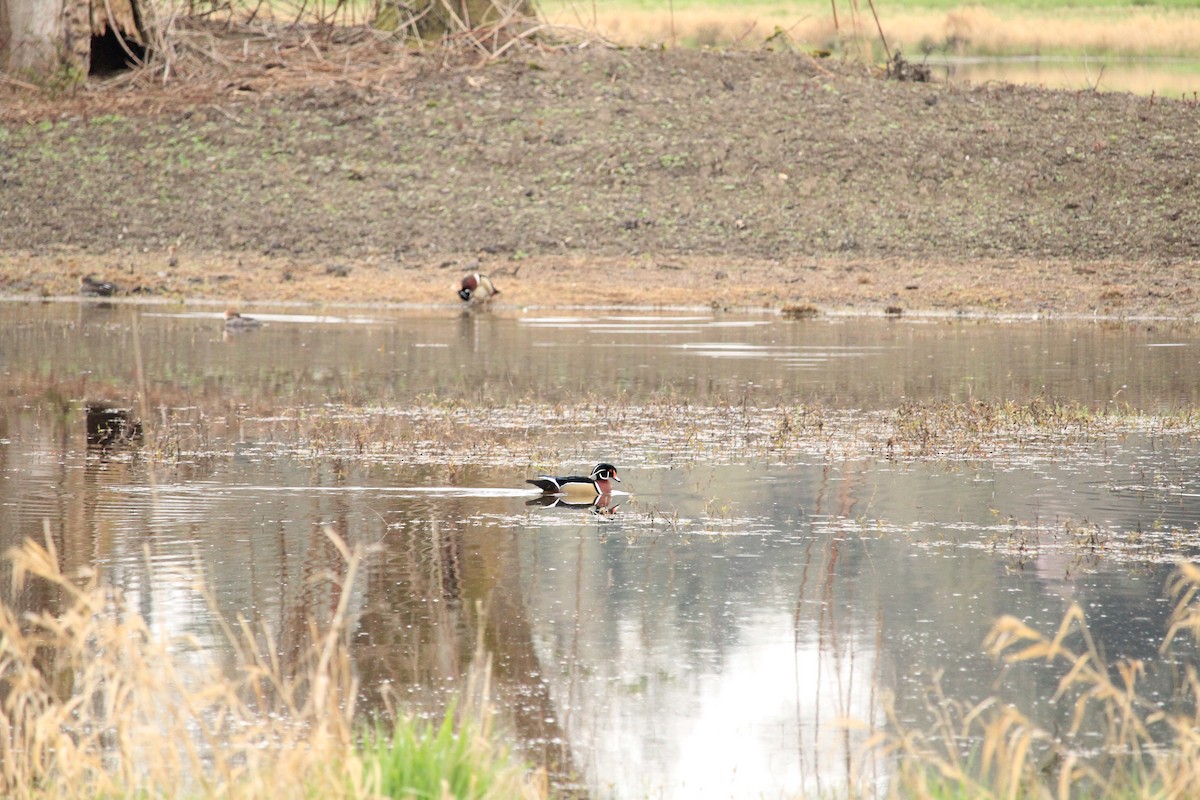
(1, 0), (144, 81)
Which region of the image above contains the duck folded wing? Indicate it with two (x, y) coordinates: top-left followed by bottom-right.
(526, 476), (562, 493)
(527, 474), (600, 494)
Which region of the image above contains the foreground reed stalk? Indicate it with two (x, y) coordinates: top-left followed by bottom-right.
(0, 526), (543, 799)
(872, 562), (1200, 799)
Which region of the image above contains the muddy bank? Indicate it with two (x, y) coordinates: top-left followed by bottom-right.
(5, 249), (1198, 318)
(2, 42), (1198, 316)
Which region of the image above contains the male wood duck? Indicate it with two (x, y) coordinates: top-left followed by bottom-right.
(80, 275), (119, 297)
(527, 463), (620, 497)
(458, 272), (499, 303)
(224, 309), (263, 329)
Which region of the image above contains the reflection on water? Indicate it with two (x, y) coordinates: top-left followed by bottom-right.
(8, 303), (1200, 410)
(933, 55), (1200, 97)
(3, 302), (1200, 797)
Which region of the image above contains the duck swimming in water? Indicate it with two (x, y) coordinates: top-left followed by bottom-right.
(224, 309), (263, 330)
(526, 463), (620, 497)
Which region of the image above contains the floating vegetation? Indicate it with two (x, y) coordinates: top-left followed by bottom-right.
(824, 515), (1200, 570)
(143, 397), (1200, 474)
(880, 397), (1200, 462)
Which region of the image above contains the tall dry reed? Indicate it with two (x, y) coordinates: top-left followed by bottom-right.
(0, 524), (543, 799)
(871, 563), (1200, 799)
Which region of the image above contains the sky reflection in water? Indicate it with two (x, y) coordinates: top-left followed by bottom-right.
(2, 303), (1200, 798)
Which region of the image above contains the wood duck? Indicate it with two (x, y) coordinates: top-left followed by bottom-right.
(224, 309), (263, 329)
(80, 275), (119, 297)
(526, 463), (620, 497)
(458, 272), (499, 303)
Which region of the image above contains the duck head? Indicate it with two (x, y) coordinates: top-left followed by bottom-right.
(589, 463), (620, 492)
(224, 309), (262, 330)
(458, 273), (478, 301)
(459, 273), (499, 302)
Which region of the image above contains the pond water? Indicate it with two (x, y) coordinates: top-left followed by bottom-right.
(3, 301), (1200, 798)
(933, 55), (1200, 98)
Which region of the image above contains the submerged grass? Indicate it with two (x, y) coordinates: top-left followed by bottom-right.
(874, 562), (1200, 799)
(881, 397), (1200, 460)
(0, 527), (545, 800)
(147, 395), (1200, 470)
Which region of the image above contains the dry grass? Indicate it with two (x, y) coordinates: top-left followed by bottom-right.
(541, 1), (1200, 57)
(93, 0), (1200, 100)
(871, 562), (1200, 799)
(0, 525), (355, 797)
(0, 526), (545, 799)
(911, 6), (1200, 58)
(100, 0), (1200, 61)
(117, 0), (598, 88)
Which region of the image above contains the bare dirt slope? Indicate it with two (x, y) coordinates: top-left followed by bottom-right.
(2, 37), (1199, 315)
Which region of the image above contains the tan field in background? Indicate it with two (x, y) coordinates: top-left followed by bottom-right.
(542, 2), (1200, 58)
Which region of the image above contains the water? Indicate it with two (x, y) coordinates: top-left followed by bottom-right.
(932, 56), (1200, 98)
(3, 301), (1200, 797)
